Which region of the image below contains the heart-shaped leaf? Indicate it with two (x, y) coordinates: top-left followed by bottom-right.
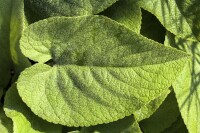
(18, 15), (190, 126)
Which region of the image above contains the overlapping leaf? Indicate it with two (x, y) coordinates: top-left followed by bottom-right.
(4, 84), (62, 133)
(101, 0), (141, 33)
(171, 39), (199, 133)
(0, 106), (13, 133)
(164, 31), (200, 133)
(9, 0), (31, 81)
(138, 0), (197, 41)
(18, 15), (190, 126)
(139, 1), (200, 132)
(26, 0), (118, 18)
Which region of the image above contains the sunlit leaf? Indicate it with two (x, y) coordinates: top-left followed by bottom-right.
(18, 15), (190, 126)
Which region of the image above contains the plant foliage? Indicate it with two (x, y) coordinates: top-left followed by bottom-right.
(0, 0), (199, 133)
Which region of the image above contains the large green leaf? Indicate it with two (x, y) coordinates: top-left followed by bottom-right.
(0, 0), (13, 90)
(0, 106), (13, 133)
(81, 115), (142, 133)
(139, 91), (180, 133)
(4, 84), (62, 133)
(26, 0), (118, 19)
(100, 0), (141, 33)
(18, 15), (190, 126)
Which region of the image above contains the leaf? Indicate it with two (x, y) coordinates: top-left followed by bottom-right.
(26, 0), (118, 19)
(139, 1), (200, 132)
(170, 38), (200, 133)
(18, 15), (190, 126)
(9, 0), (31, 81)
(81, 115), (142, 133)
(0, 0), (31, 86)
(4, 84), (62, 133)
(140, 9), (166, 43)
(100, 0), (141, 33)
(134, 89), (170, 121)
(162, 115), (188, 133)
(0, 106), (13, 133)
(139, 91), (180, 133)
(138, 0), (197, 41)
(164, 31), (200, 133)
(0, 0), (13, 89)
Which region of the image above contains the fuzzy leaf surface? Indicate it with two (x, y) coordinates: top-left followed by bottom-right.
(18, 15), (190, 126)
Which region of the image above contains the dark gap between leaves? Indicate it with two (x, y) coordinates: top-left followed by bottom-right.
(140, 9), (166, 44)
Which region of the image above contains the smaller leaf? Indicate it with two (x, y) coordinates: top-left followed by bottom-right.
(0, 106), (13, 133)
(165, 32), (200, 133)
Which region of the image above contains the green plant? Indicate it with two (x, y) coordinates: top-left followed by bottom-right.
(0, 0), (199, 133)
